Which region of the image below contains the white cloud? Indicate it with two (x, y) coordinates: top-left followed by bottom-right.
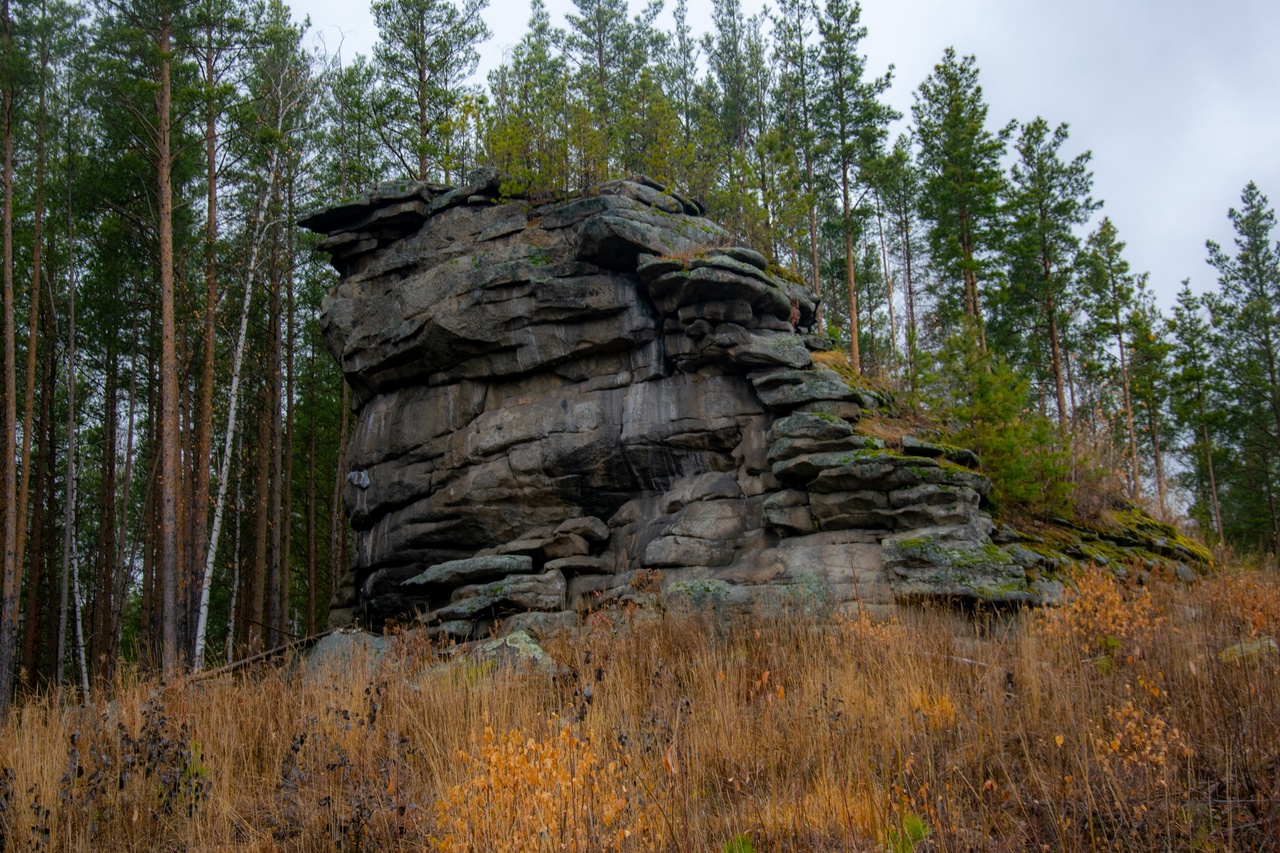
(291, 0), (1280, 305)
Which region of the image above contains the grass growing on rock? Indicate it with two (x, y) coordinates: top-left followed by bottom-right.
(2, 567), (1279, 850)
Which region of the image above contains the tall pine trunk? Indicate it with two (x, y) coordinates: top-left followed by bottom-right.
(958, 213), (987, 352)
(875, 192), (897, 371)
(1046, 291), (1068, 432)
(279, 182), (297, 642)
(305, 347), (317, 636)
(225, 432), (242, 665)
(328, 384), (349, 623)
(140, 349), (158, 667)
(157, 7), (182, 680)
(1113, 282), (1141, 501)
(190, 29), (219, 669)
(1200, 416), (1224, 545)
(840, 161), (859, 373)
(246, 380), (272, 654)
(16, 13), (48, 575)
(1149, 405), (1168, 521)
(0, 0), (18, 721)
(899, 207), (918, 396)
(20, 326), (55, 689)
(57, 204), (79, 690)
(266, 206), (284, 649)
(805, 158), (822, 332)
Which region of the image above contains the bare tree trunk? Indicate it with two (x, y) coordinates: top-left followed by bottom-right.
(21, 329), (54, 689)
(140, 386), (156, 666)
(157, 8), (182, 680)
(191, 147), (280, 670)
(16, 13), (48, 576)
(91, 348), (118, 680)
(112, 285), (141, 657)
(266, 212), (284, 648)
(899, 210), (918, 398)
(247, 379), (272, 654)
(177, 321), (191, 661)
(279, 180), (297, 641)
(959, 217), (987, 352)
(1111, 284), (1141, 502)
(71, 556), (89, 699)
(1065, 341), (1079, 429)
(225, 428), (242, 665)
(328, 384), (349, 623)
(0, 0), (18, 721)
(189, 29), (219, 668)
(806, 181), (822, 331)
(1201, 419), (1224, 544)
(1046, 292), (1068, 433)
(1150, 404), (1168, 521)
(840, 162), (860, 373)
(57, 221), (78, 690)
(305, 348), (317, 636)
(875, 192), (897, 370)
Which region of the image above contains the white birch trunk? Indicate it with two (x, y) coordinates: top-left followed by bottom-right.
(875, 192), (897, 368)
(71, 543), (89, 698)
(56, 150), (78, 688)
(192, 148), (281, 671)
(225, 426), (242, 666)
(112, 287), (140, 651)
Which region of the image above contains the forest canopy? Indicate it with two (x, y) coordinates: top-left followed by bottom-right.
(0, 0), (1276, 717)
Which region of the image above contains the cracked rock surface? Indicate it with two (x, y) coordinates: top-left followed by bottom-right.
(304, 169), (1052, 636)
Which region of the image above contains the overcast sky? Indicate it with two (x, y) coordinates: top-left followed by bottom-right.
(290, 0), (1280, 308)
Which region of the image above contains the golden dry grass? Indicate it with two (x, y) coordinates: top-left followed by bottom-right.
(2, 567), (1279, 851)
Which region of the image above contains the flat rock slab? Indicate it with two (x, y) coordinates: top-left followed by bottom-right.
(432, 569), (567, 621)
(403, 554), (534, 587)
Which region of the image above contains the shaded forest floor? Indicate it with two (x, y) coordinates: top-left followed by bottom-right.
(2, 566), (1279, 852)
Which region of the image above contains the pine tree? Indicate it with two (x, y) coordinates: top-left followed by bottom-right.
(1169, 281), (1225, 543)
(926, 323), (1073, 519)
(0, 0), (25, 718)
(1126, 278), (1172, 518)
(88, 0), (199, 678)
(371, 0), (489, 182)
(1000, 118), (1099, 431)
(814, 0), (894, 372)
(770, 0), (822, 319)
(912, 48), (1011, 349)
(1078, 217), (1142, 500)
(485, 0), (571, 195)
(188, 0), (248, 667)
(320, 52), (384, 197)
(1206, 182), (1280, 552)
(873, 135), (924, 391)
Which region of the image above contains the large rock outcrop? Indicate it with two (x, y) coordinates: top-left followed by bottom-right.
(303, 169), (1060, 635)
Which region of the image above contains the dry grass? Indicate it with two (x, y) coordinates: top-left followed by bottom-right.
(2, 567), (1279, 851)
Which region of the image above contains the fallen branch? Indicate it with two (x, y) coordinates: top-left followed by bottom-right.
(179, 628), (340, 684)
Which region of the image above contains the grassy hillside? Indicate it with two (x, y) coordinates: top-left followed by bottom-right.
(1, 566), (1278, 851)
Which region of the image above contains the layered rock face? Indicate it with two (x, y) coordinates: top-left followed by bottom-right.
(304, 169), (1058, 635)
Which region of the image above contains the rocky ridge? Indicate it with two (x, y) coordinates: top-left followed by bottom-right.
(303, 169), (1202, 637)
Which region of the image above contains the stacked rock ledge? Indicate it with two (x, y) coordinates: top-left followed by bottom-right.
(303, 169), (1185, 637)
